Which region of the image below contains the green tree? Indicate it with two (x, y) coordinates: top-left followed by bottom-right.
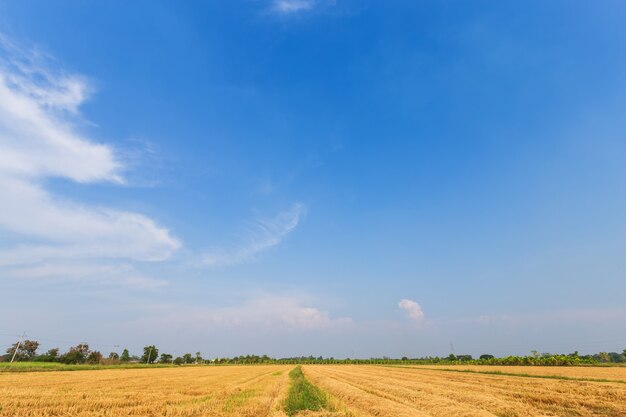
(34, 348), (60, 362)
(596, 352), (610, 363)
(120, 349), (130, 362)
(74, 343), (90, 356)
(86, 351), (103, 364)
(22, 340), (40, 359)
(61, 343), (90, 364)
(5, 342), (19, 361)
(46, 348), (60, 361)
(109, 352), (119, 360)
(182, 353), (193, 364)
(160, 353), (173, 364)
(173, 356), (184, 365)
(479, 354), (494, 360)
(142, 345), (159, 364)
(195, 352), (203, 364)
(5, 339), (40, 361)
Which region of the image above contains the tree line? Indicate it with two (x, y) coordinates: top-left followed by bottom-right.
(3, 340), (626, 366)
(1, 340), (205, 365)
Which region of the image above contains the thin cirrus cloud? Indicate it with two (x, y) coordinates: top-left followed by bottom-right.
(271, 0), (335, 14)
(272, 0), (316, 13)
(8, 262), (168, 289)
(398, 299), (425, 322)
(0, 36), (181, 274)
(202, 202), (306, 267)
(136, 294), (352, 331)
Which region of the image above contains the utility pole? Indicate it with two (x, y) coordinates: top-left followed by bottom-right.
(10, 332), (25, 363)
(146, 347), (152, 364)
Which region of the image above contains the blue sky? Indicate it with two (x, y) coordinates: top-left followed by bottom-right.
(1, 0), (626, 359)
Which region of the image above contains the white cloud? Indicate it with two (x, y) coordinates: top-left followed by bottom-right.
(398, 299), (425, 321)
(0, 179), (180, 264)
(202, 202), (305, 267)
(207, 295), (351, 330)
(0, 36), (180, 274)
(272, 0), (317, 13)
(138, 294), (352, 331)
(7, 262), (167, 289)
(0, 37), (119, 183)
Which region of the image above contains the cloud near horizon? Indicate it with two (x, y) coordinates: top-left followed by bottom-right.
(0, 36), (180, 276)
(134, 294), (353, 331)
(398, 299), (425, 322)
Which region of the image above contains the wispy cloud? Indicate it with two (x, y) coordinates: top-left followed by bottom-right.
(270, 0), (336, 14)
(272, 0), (317, 13)
(135, 294), (352, 331)
(7, 262), (167, 289)
(398, 299), (425, 322)
(202, 202), (305, 267)
(0, 36), (180, 278)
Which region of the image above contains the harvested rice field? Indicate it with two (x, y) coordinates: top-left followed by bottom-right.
(1, 364), (625, 416)
(0, 365), (292, 417)
(304, 365), (626, 417)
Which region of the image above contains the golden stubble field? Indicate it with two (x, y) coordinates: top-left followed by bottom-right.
(1, 364), (625, 417)
(304, 365), (626, 417)
(0, 365), (292, 417)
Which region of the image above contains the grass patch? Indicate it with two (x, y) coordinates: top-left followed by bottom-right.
(0, 361), (176, 373)
(284, 366), (328, 416)
(223, 389), (254, 411)
(190, 395), (213, 404)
